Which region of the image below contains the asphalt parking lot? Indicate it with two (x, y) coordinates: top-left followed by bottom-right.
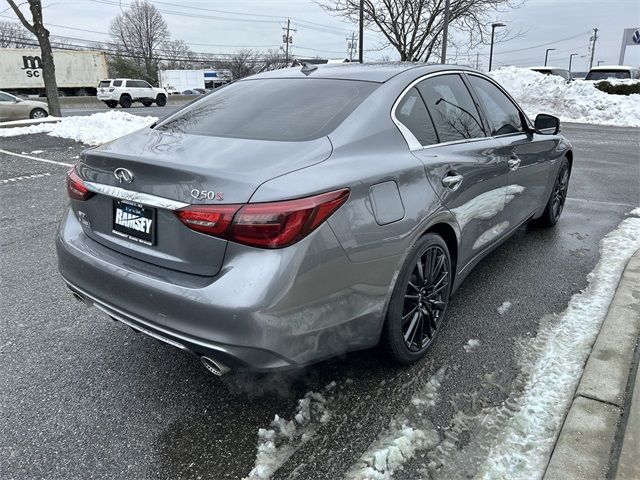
(1, 123), (638, 479)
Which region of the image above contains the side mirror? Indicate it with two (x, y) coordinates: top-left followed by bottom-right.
(534, 113), (560, 135)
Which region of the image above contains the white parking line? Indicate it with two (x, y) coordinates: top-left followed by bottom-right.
(1, 172), (52, 184)
(0, 148), (73, 167)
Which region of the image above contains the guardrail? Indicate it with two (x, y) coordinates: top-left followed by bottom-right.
(58, 95), (194, 108)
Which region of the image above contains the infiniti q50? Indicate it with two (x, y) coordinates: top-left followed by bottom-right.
(56, 63), (572, 375)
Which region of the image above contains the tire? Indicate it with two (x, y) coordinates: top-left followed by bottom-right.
(142, 101), (152, 107)
(57, 90), (66, 97)
(75, 89), (89, 96)
(155, 94), (167, 107)
(380, 233), (452, 364)
(533, 157), (570, 227)
(119, 95), (132, 108)
(105, 101), (118, 109)
(30, 108), (48, 119)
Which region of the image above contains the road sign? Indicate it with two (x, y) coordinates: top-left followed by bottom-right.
(619, 27), (640, 64)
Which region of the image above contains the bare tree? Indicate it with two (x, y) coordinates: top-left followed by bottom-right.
(219, 50), (262, 79)
(160, 39), (193, 69)
(0, 20), (36, 48)
(109, 0), (169, 82)
(317, 0), (523, 62)
(263, 48), (289, 70)
(7, 0), (61, 116)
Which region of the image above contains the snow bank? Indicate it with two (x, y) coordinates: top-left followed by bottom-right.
(346, 368), (445, 480)
(477, 208), (640, 478)
(0, 111), (157, 145)
(489, 66), (640, 127)
(245, 387), (333, 480)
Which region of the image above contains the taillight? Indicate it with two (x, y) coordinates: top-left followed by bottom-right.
(66, 168), (93, 201)
(175, 204), (241, 237)
(174, 189), (350, 249)
(230, 188), (350, 249)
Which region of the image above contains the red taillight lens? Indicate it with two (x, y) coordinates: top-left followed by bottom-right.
(175, 204), (241, 237)
(66, 168), (93, 201)
(230, 188), (350, 249)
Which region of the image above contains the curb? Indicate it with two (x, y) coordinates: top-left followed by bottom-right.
(0, 117), (61, 129)
(543, 249), (640, 480)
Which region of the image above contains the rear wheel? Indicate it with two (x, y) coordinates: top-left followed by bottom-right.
(105, 100), (117, 109)
(534, 157), (570, 227)
(155, 94), (167, 106)
(30, 108), (48, 119)
(119, 95), (132, 108)
(381, 233), (452, 364)
(75, 89), (89, 96)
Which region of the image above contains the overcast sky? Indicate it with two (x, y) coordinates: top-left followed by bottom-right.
(3, 0), (639, 72)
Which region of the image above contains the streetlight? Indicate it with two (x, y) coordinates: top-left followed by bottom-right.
(488, 22), (506, 72)
(568, 53), (578, 73)
(544, 48), (556, 66)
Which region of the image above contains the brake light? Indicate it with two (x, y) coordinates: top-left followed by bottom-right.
(175, 204), (241, 237)
(66, 168), (93, 201)
(230, 189), (350, 249)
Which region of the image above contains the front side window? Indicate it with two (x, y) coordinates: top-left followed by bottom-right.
(417, 74), (485, 143)
(156, 78), (378, 142)
(395, 88), (438, 146)
(112, 80), (122, 87)
(0, 92), (15, 102)
(467, 75), (524, 136)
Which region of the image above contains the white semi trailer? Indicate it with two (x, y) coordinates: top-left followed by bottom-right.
(159, 69), (231, 93)
(0, 48), (108, 97)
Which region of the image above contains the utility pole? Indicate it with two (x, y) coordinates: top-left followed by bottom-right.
(358, 0), (364, 63)
(282, 19), (295, 66)
(440, 0), (450, 64)
(347, 32), (357, 62)
(589, 27), (598, 69)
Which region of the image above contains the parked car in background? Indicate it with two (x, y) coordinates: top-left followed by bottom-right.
(530, 66), (573, 81)
(181, 89), (202, 95)
(58, 64), (573, 375)
(585, 65), (640, 80)
(0, 90), (48, 122)
(164, 85), (180, 95)
(193, 88), (207, 95)
(97, 79), (168, 108)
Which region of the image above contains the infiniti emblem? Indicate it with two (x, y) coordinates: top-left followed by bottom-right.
(114, 167), (134, 184)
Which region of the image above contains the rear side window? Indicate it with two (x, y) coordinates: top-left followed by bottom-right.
(395, 88), (438, 146)
(417, 74), (485, 143)
(585, 70), (631, 80)
(112, 80), (122, 87)
(98, 80), (110, 88)
(467, 75), (524, 136)
(156, 78), (378, 141)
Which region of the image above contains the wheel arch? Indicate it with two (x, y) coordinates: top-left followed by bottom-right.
(422, 221), (459, 289)
(565, 149), (573, 171)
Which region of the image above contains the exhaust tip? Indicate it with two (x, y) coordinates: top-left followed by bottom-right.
(200, 356), (230, 376)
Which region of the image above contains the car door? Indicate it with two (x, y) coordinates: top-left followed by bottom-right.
(465, 73), (553, 228)
(0, 92), (28, 121)
(402, 73), (510, 271)
(126, 80), (141, 100)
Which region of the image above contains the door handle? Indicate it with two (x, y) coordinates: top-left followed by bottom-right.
(442, 174), (463, 189)
(507, 155), (521, 170)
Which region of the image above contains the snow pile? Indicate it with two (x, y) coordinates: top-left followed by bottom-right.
(489, 66), (640, 127)
(477, 208), (640, 478)
(497, 301), (512, 315)
(346, 368), (446, 480)
(463, 339), (481, 353)
(0, 111), (157, 145)
(245, 389), (333, 480)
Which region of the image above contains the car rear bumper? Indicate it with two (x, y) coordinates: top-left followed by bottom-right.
(56, 207), (397, 371)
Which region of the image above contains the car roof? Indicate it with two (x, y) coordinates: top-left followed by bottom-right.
(589, 65), (637, 71)
(246, 62), (474, 83)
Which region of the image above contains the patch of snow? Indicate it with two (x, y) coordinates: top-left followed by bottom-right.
(0, 111), (157, 145)
(346, 368), (446, 480)
(245, 384), (335, 480)
(476, 209), (640, 478)
(497, 301), (512, 315)
(463, 339), (481, 353)
(490, 67), (640, 127)
(30, 150), (44, 154)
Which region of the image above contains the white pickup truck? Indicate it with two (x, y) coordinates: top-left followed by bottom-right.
(97, 78), (168, 108)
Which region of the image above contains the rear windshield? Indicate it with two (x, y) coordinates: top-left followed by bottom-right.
(585, 70), (631, 80)
(98, 80), (111, 87)
(155, 78), (378, 141)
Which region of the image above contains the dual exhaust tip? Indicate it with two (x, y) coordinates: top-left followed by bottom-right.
(70, 289), (231, 376)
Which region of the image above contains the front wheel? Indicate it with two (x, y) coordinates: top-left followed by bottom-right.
(380, 233), (452, 364)
(155, 94), (167, 107)
(533, 157), (570, 227)
(30, 108), (48, 119)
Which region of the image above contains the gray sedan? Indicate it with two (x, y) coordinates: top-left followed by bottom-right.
(0, 90), (49, 122)
(56, 63), (572, 375)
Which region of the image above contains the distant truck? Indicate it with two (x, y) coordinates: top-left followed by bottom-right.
(158, 69), (231, 93)
(0, 48), (108, 97)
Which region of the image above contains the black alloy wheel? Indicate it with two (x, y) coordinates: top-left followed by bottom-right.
(534, 157), (570, 227)
(381, 233), (452, 364)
